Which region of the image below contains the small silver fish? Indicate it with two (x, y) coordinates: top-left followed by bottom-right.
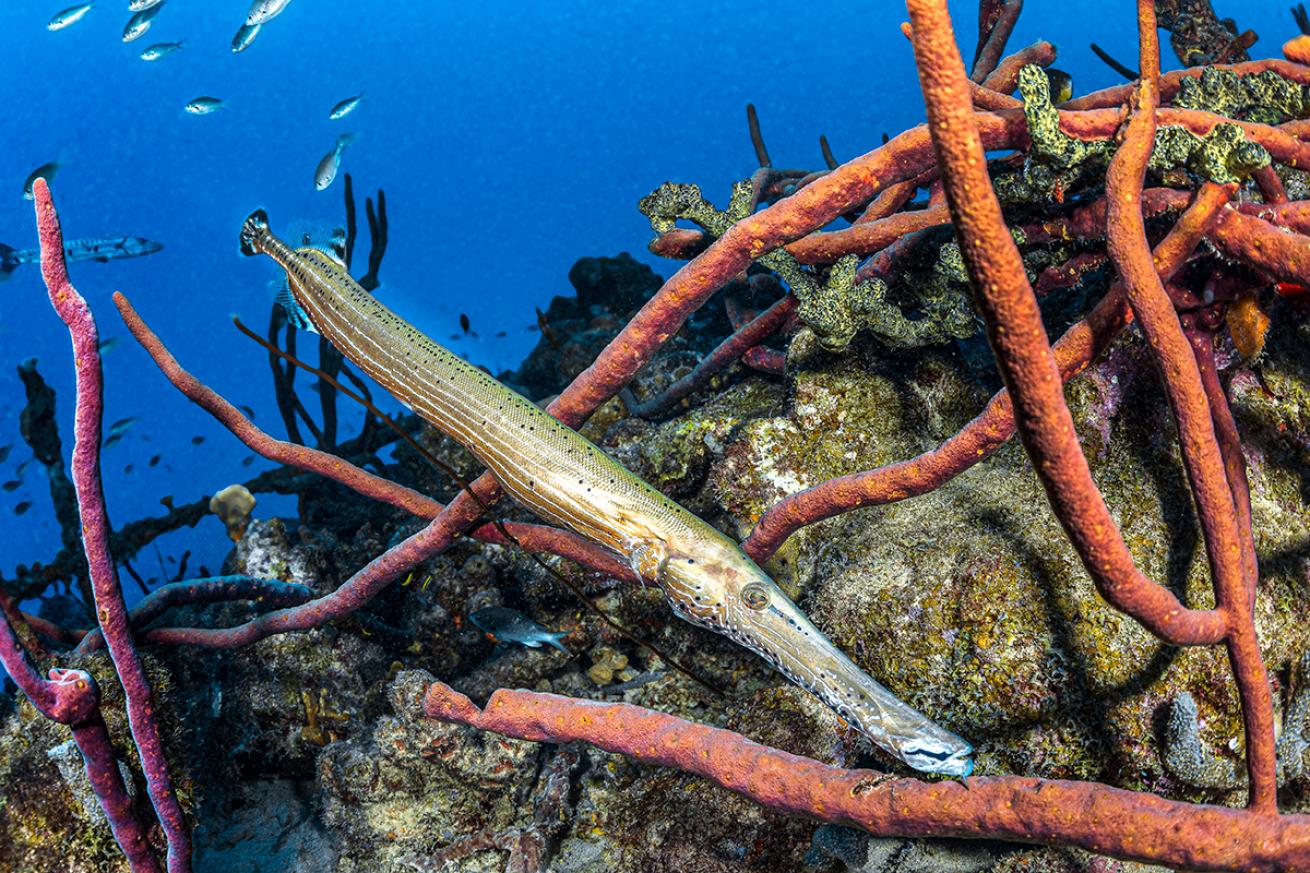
(184, 96), (225, 115)
(122, 1), (164, 42)
(469, 606), (570, 653)
(246, 0), (292, 26)
(122, 15), (151, 42)
(231, 22), (261, 53)
(47, 3), (94, 31)
(128, 0), (165, 10)
(328, 92), (364, 121)
(97, 336), (121, 354)
(140, 41), (184, 61)
(22, 161), (60, 200)
(314, 133), (355, 191)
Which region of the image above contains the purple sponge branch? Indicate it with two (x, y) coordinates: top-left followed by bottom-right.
(32, 179), (192, 873)
(0, 596), (160, 871)
(72, 576), (314, 654)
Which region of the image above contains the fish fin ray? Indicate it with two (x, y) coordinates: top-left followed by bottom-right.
(269, 278), (317, 333)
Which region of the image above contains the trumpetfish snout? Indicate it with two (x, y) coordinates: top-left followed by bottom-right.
(239, 210), (975, 777)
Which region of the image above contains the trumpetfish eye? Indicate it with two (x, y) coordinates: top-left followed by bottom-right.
(741, 582), (770, 610)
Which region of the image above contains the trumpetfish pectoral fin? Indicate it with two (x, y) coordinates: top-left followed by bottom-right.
(625, 539), (669, 584)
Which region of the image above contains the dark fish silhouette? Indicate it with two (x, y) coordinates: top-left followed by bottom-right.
(459, 313), (471, 334)
(191, 435), (205, 445)
(469, 606), (569, 653)
(2, 480), (20, 492)
(23, 162), (61, 199)
(149, 454), (162, 467)
(237, 404), (257, 420)
(124, 464), (134, 474)
(241, 456), (255, 467)
(14, 501), (32, 516)
(0, 444), (10, 463)
(0, 236), (163, 282)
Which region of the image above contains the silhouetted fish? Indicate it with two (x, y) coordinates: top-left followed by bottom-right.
(0, 444), (10, 463)
(241, 456), (255, 467)
(14, 501), (32, 516)
(191, 435), (205, 445)
(469, 606), (570, 653)
(22, 162), (60, 200)
(2, 481), (20, 493)
(459, 313), (471, 334)
(237, 404), (257, 420)
(149, 454), (162, 467)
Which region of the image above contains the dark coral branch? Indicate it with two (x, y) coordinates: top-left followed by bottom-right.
(72, 576), (313, 654)
(17, 359), (91, 607)
(421, 682), (1310, 872)
(625, 295), (796, 418)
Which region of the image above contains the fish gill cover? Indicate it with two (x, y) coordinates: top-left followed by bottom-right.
(5, 1), (1310, 872)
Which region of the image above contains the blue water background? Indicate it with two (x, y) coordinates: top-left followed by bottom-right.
(0, 1), (1290, 595)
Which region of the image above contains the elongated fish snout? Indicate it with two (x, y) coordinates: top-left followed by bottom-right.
(239, 209), (270, 256)
(712, 575), (975, 777)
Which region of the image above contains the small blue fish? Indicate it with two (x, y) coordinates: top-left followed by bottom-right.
(469, 606), (569, 653)
(328, 92), (364, 121)
(314, 133), (355, 191)
(231, 22), (261, 53)
(47, 4), (94, 32)
(140, 41), (184, 61)
(122, 2), (165, 43)
(184, 96), (225, 116)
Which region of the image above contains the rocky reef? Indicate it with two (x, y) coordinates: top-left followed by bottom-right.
(4, 238), (1310, 870)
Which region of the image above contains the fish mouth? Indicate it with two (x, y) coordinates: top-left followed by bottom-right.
(723, 587), (974, 777)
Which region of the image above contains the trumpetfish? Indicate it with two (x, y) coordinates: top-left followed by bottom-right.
(239, 209), (974, 777)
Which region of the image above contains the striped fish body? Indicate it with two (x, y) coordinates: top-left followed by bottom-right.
(239, 211), (974, 776)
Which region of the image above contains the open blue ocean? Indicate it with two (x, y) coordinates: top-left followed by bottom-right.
(0, 0), (1286, 592)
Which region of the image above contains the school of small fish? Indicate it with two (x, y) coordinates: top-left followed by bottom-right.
(39, 0), (363, 191)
